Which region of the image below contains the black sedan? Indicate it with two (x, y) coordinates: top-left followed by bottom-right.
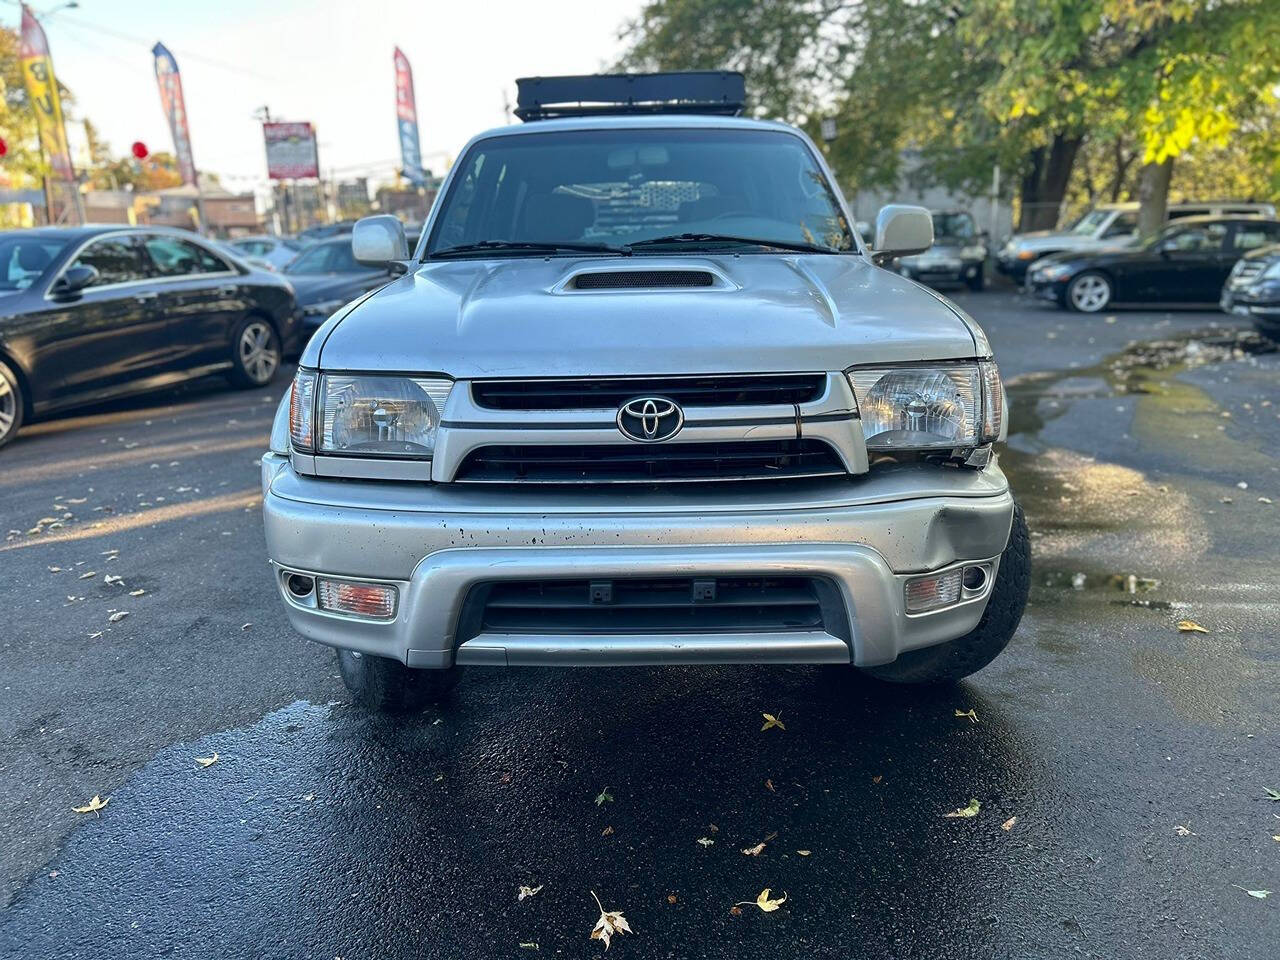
(1220, 242), (1280, 340)
(0, 226), (301, 449)
(1026, 216), (1280, 312)
(282, 235), (397, 331)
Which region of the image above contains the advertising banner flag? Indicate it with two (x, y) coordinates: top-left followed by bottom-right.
(393, 47), (424, 185)
(263, 122), (319, 180)
(19, 4), (74, 181)
(151, 42), (198, 184)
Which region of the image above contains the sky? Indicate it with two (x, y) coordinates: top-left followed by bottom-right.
(3, 0), (646, 192)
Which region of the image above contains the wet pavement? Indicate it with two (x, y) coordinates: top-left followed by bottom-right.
(1, 289), (1277, 959)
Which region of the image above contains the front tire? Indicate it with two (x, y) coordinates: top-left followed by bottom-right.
(229, 316), (282, 388)
(1066, 271), (1112, 313)
(864, 502), (1030, 685)
(0, 359), (25, 450)
(336, 649), (461, 713)
(966, 264), (984, 292)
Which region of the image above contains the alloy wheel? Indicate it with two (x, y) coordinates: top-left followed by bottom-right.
(0, 375), (15, 439)
(1069, 274), (1111, 312)
(238, 322), (279, 384)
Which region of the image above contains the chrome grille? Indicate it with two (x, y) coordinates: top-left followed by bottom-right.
(471, 373), (825, 410)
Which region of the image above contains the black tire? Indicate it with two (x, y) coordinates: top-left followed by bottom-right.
(864, 502), (1030, 685)
(228, 315), (282, 388)
(1065, 270), (1113, 313)
(0, 358), (25, 450)
(966, 264), (984, 292)
(336, 648), (461, 713)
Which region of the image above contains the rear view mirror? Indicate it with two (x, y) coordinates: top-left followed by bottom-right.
(352, 215), (408, 267)
(872, 205), (933, 264)
(50, 265), (99, 298)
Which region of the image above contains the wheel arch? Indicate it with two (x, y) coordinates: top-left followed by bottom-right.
(0, 345), (34, 420)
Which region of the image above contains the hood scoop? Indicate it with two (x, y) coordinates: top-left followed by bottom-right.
(568, 268), (717, 291)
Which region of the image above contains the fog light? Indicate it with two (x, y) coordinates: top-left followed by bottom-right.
(286, 573), (315, 598)
(905, 569), (962, 613)
(316, 578), (398, 619)
(962, 565), (988, 591)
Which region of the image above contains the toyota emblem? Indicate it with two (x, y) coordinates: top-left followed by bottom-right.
(616, 396), (683, 442)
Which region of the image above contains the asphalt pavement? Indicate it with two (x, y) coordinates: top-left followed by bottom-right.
(1, 287), (1277, 959)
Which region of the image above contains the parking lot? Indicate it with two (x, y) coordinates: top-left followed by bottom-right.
(1, 288), (1277, 959)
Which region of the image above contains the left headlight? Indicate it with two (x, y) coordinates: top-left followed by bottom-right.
(305, 373), (452, 458)
(1262, 260), (1280, 281)
(847, 362), (1002, 452)
(959, 244), (986, 260)
(302, 297), (347, 318)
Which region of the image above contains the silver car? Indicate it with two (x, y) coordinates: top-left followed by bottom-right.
(260, 73), (1029, 712)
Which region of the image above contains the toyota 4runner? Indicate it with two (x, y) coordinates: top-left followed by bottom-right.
(261, 72), (1030, 712)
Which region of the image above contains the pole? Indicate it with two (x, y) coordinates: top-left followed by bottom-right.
(990, 164), (1001, 240)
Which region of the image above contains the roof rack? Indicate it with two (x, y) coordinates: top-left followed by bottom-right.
(514, 71), (746, 122)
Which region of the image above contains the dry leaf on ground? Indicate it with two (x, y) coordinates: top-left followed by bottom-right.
(955, 708), (979, 723)
(601, 825), (614, 836)
(73, 794), (109, 816)
(796, 849), (812, 856)
(589, 891), (633, 950)
(736, 888), (788, 913)
(195, 753), (219, 768)
(108, 611), (130, 622)
(764, 778), (775, 793)
(517, 884), (543, 901)
(1177, 620), (1209, 633)
(944, 799), (981, 819)
(1234, 886), (1271, 899)
(595, 787), (613, 806)
(761, 711), (785, 732)
(696, 837), (714, 847)
(1001, 816), (1018, 831)
(741, 842), (766, 856)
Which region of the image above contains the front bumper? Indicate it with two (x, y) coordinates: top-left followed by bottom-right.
(996, 254), (1035, 281)
(261, 456), (1016, 669)
(1220, 286), (1280, 333)
(899, 258), (983, 286)
(1027, 276), (1069, 304)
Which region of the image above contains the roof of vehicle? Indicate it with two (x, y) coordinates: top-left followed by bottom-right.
(0, 224), (218, 243)
(1161, 213), (1278, 227)
(465, 112), (805, 145)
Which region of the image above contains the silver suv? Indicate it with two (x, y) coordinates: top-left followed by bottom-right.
(261, 73), (1029, 712)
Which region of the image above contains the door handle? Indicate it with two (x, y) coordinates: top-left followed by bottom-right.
(217, 285), (238, 296)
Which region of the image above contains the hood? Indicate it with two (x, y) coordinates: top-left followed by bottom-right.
(287, 271), (384, 306)
(1007, 231), (1109, 254)
(309, 254), (982, 377)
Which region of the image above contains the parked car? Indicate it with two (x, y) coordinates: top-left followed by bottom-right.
(997, 200), (1278, 282)
(229, 234), (305, 271)
(0, 225), (300, 449)
(260, 72), (1028, 713)
(297, 221), (358, 243)
(1220, 242), (1280, 340)
(896, 209), (987, 290)
(282, 235), (398, 331)
(1025, 216), (1280, 312)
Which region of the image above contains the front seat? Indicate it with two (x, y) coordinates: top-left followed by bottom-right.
(519, 192), (595, 243)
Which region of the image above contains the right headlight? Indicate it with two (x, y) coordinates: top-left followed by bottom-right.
(846, 361), (1002, 451)
(1262, 260), (1280, 281)
(288, 370), (453, 458)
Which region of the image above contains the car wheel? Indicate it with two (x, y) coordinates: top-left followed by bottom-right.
(1066, 271), (1112, 313)
(336, 649), (462, 713)
(229, 316), (282, 388)
(863, 501), (1030, 685)
(0, 359), (25, 450)
(966, 264), (984, 292)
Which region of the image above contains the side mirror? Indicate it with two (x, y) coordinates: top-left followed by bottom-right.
(50, 264), (99, 298)
(872, 204), (933, 265)
(351, 214), (408, 267)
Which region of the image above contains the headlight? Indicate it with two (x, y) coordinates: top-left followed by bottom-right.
(302, 297), (346, 318)
(959, 245), (986, 260)
(318, 374), (452, 457)
(847, 362), (1002, 451)
(1035, 263), (1071, 281)
(1262, 260), (1280, 281)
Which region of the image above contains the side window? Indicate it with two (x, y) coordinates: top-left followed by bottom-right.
(143, 236), (228, 277)
(1102, 213), (1137, 237)
(70, 237), (148, 286)
(329, 243), (362, 272)
(1163, 223), (1228, 252)
(286, 244), (334, 273)
(1233, 222), (1280, 251)
(235, 240), (267, 257)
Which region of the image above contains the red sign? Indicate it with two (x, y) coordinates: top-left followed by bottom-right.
(263, 122), (319, 180)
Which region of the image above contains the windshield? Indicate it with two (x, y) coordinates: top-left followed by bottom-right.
(1067, 209), (1114, 236)
(285, 241), (364, 274)
(0, 236), (68, 292)
(425, 128), (854, 257)
(932, 212), (975, 240)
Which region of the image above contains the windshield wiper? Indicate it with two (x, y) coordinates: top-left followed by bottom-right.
(430, 239), (631, 258)
(628, 233), (838, 254)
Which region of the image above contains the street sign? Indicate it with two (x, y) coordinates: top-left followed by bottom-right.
(820, 117), (837, 143)
(263, 122), (319, 180)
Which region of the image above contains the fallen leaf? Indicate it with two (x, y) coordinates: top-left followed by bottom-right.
(195, 753), (219, 768)
(944, 799), (981, 819)
(1264, 787), (1280, 801)
(73, 794), (109, 816)
(241, 623), (253, 631)
(1177, 620), (1209, 633)
(797, 849), (811, 856)
(103, 574), (124, 586)
(1174, 824), (1196, 837)
(517, 884), (543, 901)
(589, 891), (633, 950)
(872, 775), (883, 784)
(761, 711), (785, 732)
(1235, 886), (1271, 899)
(709, 823), (719, 833)
(87, 631), (103, 640)
(129, 589), (146, 597)
(518, 942), (538, 950)
(735, 888), (788, 913)
(601, 825), (614, 836)
(1260, 497), (1274, 505)
(1001, 816), (1018, 831)
(955, 708), (979, 723)
(48, 566), (62, 573)
(729, 906), (743, 916)
(78, 571), (96, 580)
(595, 787), (613, 806)
(108, 611), (130, 622)
(696, 837), (715, 847)
(741, 842), (766, 856)
(1271, 836), (1280, 842)
(764, 778), (775, 793)
(667, 894), (677, 904)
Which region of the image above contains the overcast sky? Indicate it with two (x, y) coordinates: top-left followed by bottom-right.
(4, 0), (645, 190)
